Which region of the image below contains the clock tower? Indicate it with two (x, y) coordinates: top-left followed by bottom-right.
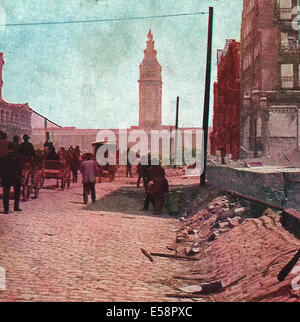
(138, 30), (162, 129)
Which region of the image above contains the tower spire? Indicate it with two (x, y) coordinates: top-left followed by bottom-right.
(138, 30), (162, 129)
(141, 29), (161, 73)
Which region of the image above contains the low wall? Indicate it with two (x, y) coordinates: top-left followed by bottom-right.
(207, 165), (300, 211)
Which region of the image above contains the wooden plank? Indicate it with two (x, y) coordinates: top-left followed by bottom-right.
(140, 248), (154, 263)
(150, 252), (199, 261)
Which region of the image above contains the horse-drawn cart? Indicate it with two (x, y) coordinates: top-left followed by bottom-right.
(41, 160), (72, 190)
(92, 141), (119, 182)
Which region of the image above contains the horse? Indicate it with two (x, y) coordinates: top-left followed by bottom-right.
(65, 147), (81, 183)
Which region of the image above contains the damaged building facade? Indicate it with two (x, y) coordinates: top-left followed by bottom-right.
(240, 0), (300, 159)
(210, 39), (241, 161)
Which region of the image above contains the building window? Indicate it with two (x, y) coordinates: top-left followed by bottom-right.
(281, 32), (289, 46)
(281, 64), (294, 88)
(280, 0), (292, 20)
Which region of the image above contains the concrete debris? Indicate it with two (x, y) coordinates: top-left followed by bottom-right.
(173, 196), (243, 256)
(167, 190), (300, 301)
(234, 207), (249, 214)
(178, 285), (202, 293)
(178, 280), (223, 295)
(218, 221), (230, 229)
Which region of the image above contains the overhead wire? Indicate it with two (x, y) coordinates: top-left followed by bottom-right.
(0, 11), (209, 28)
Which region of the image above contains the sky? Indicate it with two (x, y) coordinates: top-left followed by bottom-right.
(0, 0), (243, 129)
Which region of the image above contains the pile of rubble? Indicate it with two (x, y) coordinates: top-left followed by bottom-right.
(161, 194), (300, 302)
(172, 196), (247, 257)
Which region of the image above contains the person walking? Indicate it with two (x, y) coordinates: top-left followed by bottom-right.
(79, 153), (99, 204)
(0, 142), (23, 214)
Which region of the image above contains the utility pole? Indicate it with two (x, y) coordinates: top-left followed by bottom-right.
(200, 6), (214, 186)
(174, 96), (179, 168)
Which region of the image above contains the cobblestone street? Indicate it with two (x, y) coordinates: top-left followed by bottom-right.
(0, 176), (196, 302)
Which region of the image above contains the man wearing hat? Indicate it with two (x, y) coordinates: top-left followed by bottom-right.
(79, 153), (99, 204)
(0, 142), (23, 213)
(19, 134), (35, 161)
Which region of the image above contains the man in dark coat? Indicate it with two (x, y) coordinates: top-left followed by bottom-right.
(44, 144), (59, 161)
(19, 134), (35, 161)
(0, 142), (23, 214)
(141, 164), (169, 215)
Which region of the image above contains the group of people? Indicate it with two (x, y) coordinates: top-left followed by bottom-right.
(0, 130), (81, 214)
(0, 131), (169, 215)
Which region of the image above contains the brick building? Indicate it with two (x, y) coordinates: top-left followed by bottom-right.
(210, 39), (241, 161)
(240, 0), (300, 159)
(0, 53), (32, 139)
